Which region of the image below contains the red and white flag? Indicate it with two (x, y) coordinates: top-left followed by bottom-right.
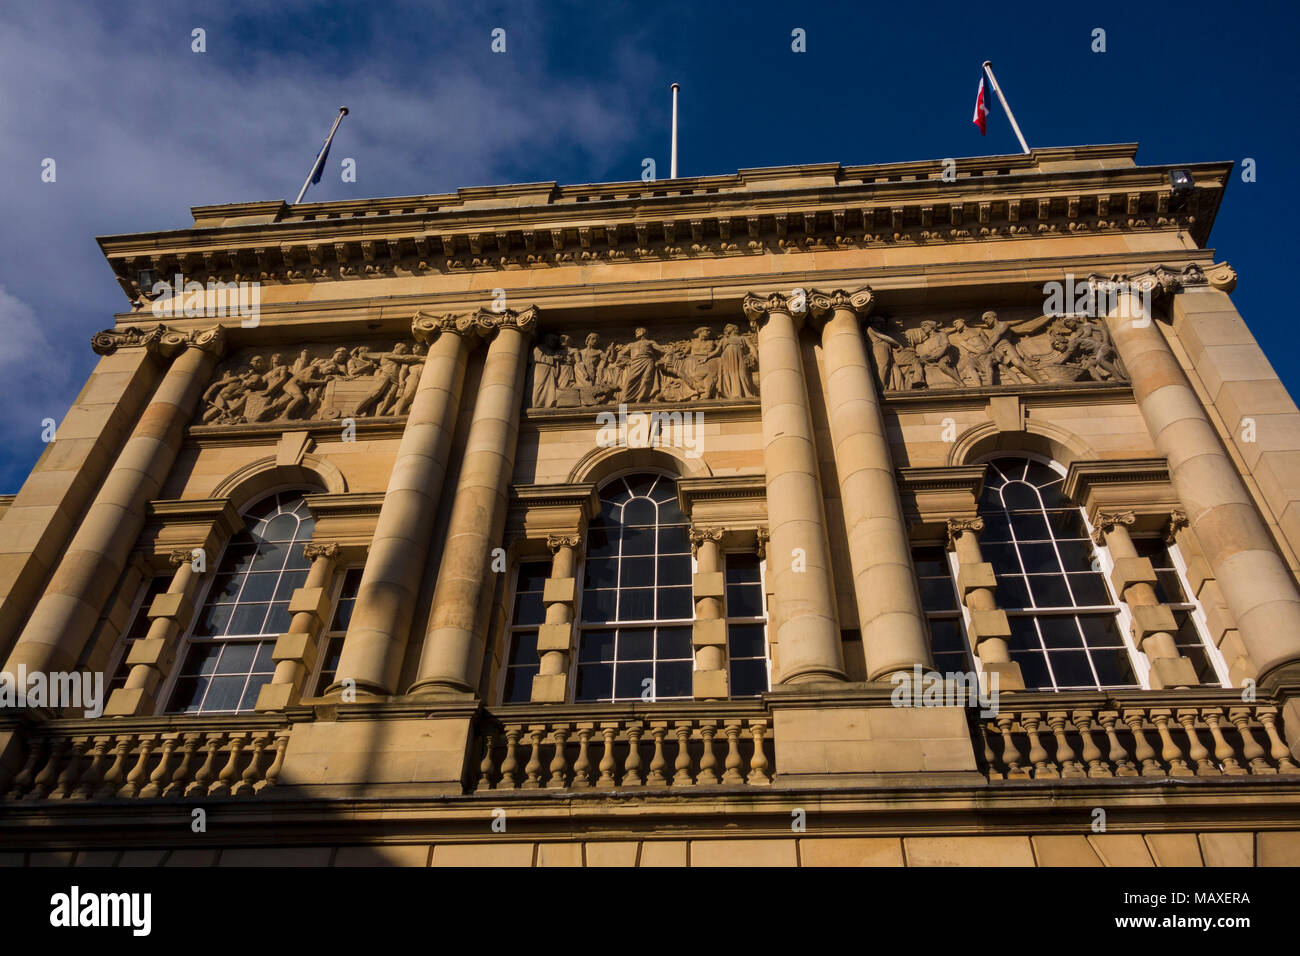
(972, 75), (989, 135)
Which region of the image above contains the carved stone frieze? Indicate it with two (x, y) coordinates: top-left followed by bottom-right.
(529, 323), (759, 409)
(869, 308), (1128, 392)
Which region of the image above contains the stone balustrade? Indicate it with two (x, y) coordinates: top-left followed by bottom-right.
(472, 706), (773, 791)
(1, 717), (291, 801)
(973, 691), (1297, 780)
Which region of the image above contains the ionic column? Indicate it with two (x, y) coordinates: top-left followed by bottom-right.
(1099, 273), (1300, 689)
(809, 288), (931, 680)
(256, 542), (341, 710)
(411, 307), (538, 696)
(742, 292), (844, 684)
(1092, 511), (1198, 689)
(103, 548), (206, 717)
(947, 518), (1024, 689)
(532, 534), (580, 703)
(4, 326), (225, 677)
(328, 312), (473, 697)
(690, 527), (728, 699)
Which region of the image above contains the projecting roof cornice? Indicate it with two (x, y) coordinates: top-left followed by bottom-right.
(96, 145), (1231, 306)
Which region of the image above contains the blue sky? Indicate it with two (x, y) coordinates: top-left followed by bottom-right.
(1, 0), (1296, 492)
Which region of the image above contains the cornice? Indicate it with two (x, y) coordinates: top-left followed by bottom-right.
(97, 148), (1231, 306)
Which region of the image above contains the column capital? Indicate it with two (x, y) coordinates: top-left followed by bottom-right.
(1165, 508), (1190, 545)
(167, 547), (198, 568)
(807, 287), (875, 326)
(546, 533), (581, 554)
(1091, 509), (1137, 545)
(91, 323), (167, 356)
(1085, 261), (1237, 303)
(946, 516), (984, 547)
(473, 305), (539, 341)
(689, 526), (724, 557)
(742, 291), (804, 333)
(303, 542), (343, 562)
(755, 526), (770, 560)
(412, 310), (476, 344)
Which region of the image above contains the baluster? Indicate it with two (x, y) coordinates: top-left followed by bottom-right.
(671, 721), (694, 787)
(747, 721), (772, 786)
(622, 722), (644, 787)
(256, 732), (291, 792)
(96, 735), (135, 799)
(1203, 709), (1246, 776)
(1257, 708), (1299, 773)
(30, 738), (69, 799)
(546, 725), (571, 790)
(1071, 711), (1109, 778)
(722, 721), (744, 784)
(1149, 709), (1192, 777)
(596, 724), (619, 789)
(209, 733), (247, 796)
(646, 723), (669, 787)
(232, 733), (270, 796)
(139, 735), (180, 798)
(1176, 709), (1219, 776)
(1097, 711), (1137, 776)
(5, 739), (45, 799)
(1047, 712), (1084, 778)
(476, 732), (497, 792)
(71, 737), (113, 799)
(1228, 708), (1274, 774)
(165, 734), (202, 797)
(522, 725), (545, 789)
(697, 722), (720, 785)
(186, 735), (224, 796)
(571, 725), (594, 789)
(50, 737), (93, 800)
(497, 725), (523, 790)
(980, 720), (1001, 779)
(1122, 710), (1163, 776)
(995, 715), (1027, 779)
(118, 734), (158, 798)
(1021, 713), (1057, 778)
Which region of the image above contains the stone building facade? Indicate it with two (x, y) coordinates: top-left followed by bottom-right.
(2, 143), (1299, 867)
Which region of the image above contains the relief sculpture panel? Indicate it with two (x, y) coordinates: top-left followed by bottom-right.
(199, 341), (426, 425)
(869, 310), (1128, 392)
(529, 324), (759, 409)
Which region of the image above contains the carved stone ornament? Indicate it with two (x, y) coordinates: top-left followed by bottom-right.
(946, 516), (985, 545)
(91, 323), (224, 358)
(546, 533), (582, 553)
(1091, 510), (1137, 545)
(688, 526), (725, 557)
(528, 322), (758, 409)
(867, 306), (1129, 393)
(756, 526), (770, 560)
(303, 542), (343, 562)
(1165, 508), (1190, 545)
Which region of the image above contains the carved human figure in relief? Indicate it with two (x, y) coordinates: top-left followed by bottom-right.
(617, 328), (665, 404)
(864, 316), (905, 391)
(201, 355), (268, 424)
(531, 333), (562, 408)
(678, 327), (722, 399)
(905, 321), (962, 387)
(574, 333), (606, 389)
(352, 343), (424, 417)
(390, 342), (428, 416)
(715, 324), (758, 399)
(556, 334), (577, 390)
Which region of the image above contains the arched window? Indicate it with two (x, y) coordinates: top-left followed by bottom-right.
(167, 491), (315, 714)
(977, 457), (1137, 691)
(575, 473), (694, 702)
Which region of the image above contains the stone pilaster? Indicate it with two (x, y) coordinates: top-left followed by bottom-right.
(743, 292), (845, 684)
(256, 542), (341, 710)
(3, 326), (225, 677)
(103, 548), (205, 717)
(690, 526), (728, 699)
(1091, 511), (1198, 689)
(946, 517), (1024, 690)
(531, 533), (580, 703)
(411, 306), (538, 697)
(810, 287), (931, 680)
(328, 312), (473, 697)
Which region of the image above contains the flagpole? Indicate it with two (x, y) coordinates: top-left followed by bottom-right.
(670, 83), (680, 179)
(981, 61), (1030, 155)
(294, 107), (349, 205)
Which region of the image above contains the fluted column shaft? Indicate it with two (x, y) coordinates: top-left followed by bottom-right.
(810, 289), (931, 680)
(412, 308), (537, 696)
(744, 292), (844, 684)
(1102, 278), (1300, 684)
(328, 315), (471, 696)
(4, 327), (224, 677)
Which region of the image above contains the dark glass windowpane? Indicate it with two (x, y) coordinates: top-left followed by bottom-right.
(658, 555), (691, 586)
(1046, 650), (1095, 687)
(1001, 482), (1040, 511)
(728, 623), (766, 659)
(625, 475), (657, 498)
(658, 526), (690, 554)
(209, 573), (242, 604)
(1007, 616), (1040, 651)
(1011, 650), (1052, 689)
(657, 499), (686, 524)
(656, 586), (693, 620)
(516, 563), (551, 593)
(1047, 510), (1087, 539)
(1067, 572), (1111, 607)
(264, 602), (292, 634)
(1077, 614), (1124, 646)
(237, 573), (278, 603)
(980, 513), (1011, 541)
(249, 541), (288, 572)
(724, 553), (761, 584)
(240, 675), (271, 711)
(621, 528), (655, 556)
(620, 556), (655, 587)
(1018, 541), (1061, 573)
(1037, 616), (1083, 648)
(620, 627), (655, 660)
(927, 619), (967, 655)
(575, 664), (613, 702)
(274, 570), (309, 601)
(509, 632), (539, 666)
(170, 677), (206, 713)
(984, 542), (1020, 575)
(203, 675), (247, 712)
(1010, 512), (1050, 540)
(1090, 647), (1138, 687)
(218, 641), (257, 674)
(1155, 569), (1186, 605)
(997, 575), (1031, 609)
(1027, 574), (1072, 608)
(918, 578), (957, 611)
(1055, 539), (1095, 570)
(730, 659), (769, 697)
(582, 589), (616, 623)
(658, 627), (693, 659)
(587, 528), (617, 558)
(252, 640), (275, 672)
(284, 544), (312, 571)
(578, 631), (616, 663)
(614, 661), (653, 700)
(620, 588), (654, 621)
(584, 559), (618, 590)
(502, 666), (538, 704)
(623, 498), (657, 526)
(193, 603), (233, 637)
(655, 661), (692, 699)
(727, 583), (765, 617)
